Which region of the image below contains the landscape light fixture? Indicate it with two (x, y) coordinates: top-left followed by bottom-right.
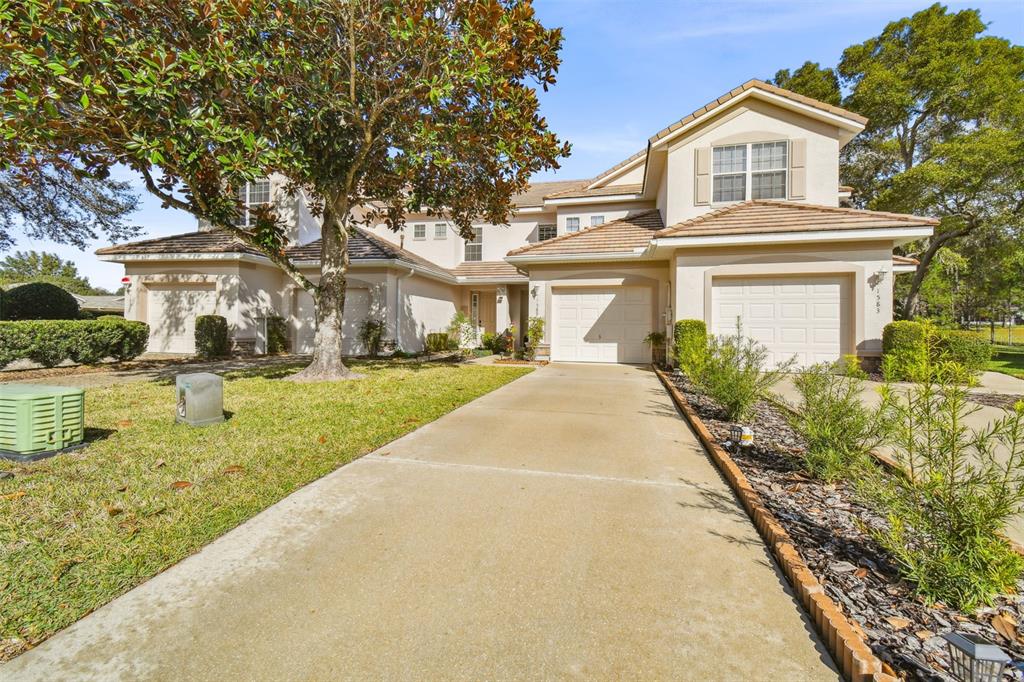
(942, 632), (1011, 682)
(728, 425), (754, 449)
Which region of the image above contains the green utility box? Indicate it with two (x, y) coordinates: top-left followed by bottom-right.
(0, 384), (86, 461)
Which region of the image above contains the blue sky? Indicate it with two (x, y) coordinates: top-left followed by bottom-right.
(14, 0), (1023, 291)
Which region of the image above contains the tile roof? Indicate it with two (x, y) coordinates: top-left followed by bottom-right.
(892, 255), (921, 265)
(648, 79), (867, 145)
(656, 200), (938, 238)
(511, 179), (589, 207)
(451, 261), (526, 280)
(507, 210), (664, 257)
(543, 183), (645, 200)
(588, 149), (648, 186)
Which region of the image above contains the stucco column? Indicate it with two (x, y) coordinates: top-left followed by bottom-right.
(495, 285), (511, 332)
(528, 281), (548, 342)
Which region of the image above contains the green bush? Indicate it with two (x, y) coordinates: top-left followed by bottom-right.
(481, 332), (497, 351)
(881, 321), (931, 382)
(858, 363), (1024, 610)
(673, 319), (707, 379)
(425, 332), (450, 353)
(526, 317), (545, 360)
(492, 327), (515, 355)
(195, 315), (229, 359)
(357, 318), (386, 357)
(934, 329), (991, 373)
(0, 282), (80, 320)
(836, 353), (868, 380)
(0, 319), (149, 368)
(786, 364), (891, 482)
(698, 324), (795, 422)
(267, 316), (288, 354)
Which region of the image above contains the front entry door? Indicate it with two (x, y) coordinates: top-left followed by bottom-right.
(472, 290), (497, 334)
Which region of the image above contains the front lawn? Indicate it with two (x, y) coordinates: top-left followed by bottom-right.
(989, 345), (1024, 379)
(0, 361), (530, 659)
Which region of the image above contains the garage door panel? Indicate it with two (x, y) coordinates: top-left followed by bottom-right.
(147, 285), (216, 354)
(552, 286), (652, 364)
(712, 275), (849, 369)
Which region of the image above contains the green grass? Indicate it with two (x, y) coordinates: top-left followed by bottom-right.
(961, 326), (1024, 346)
(0, 361), (530, 656)
(989, 345), (1024, 379)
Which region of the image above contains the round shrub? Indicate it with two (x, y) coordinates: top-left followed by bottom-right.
(267, 316), (289, 354)
(934, 329), (992, 373)
(1, 282), (80, 320)
(195, 315), (229, 359)
(881, 321), (930, 382)
(673, 319), (708, 379)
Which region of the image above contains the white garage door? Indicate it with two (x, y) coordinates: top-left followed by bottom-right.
(552, 286), (652, 364)
(712, 275), (849, 368)
(295, 288), (370, 355)
(146, 284), (217, 354)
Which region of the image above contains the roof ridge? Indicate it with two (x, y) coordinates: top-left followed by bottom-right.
(506, 209), (660, 257)
(544, 182), (645, 200)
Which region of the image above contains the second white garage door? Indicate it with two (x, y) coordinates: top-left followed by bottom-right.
(295, 288), (370, 355)
(552, 287), (652, 364)
(711, 275), (850, 368)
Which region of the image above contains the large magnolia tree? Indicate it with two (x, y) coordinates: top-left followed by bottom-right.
(1, 0), (569, 380)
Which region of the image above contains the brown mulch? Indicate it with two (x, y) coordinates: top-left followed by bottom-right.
(668, 373), (1024, 681)
(970, 392), (1024, 411)
(492, 359), (549, 366)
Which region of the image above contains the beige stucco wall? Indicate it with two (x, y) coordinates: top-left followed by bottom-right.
(121, 261), (242, 339)
(395, 273), (459, 352)
(662, 99), (842, 226)
(527, 262), (671, 345)
(604, 163), (646, 186)
(554, 200), (656, 236)
(672, 241), (895, 357)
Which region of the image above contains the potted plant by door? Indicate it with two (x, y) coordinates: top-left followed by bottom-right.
(644, 331), (668, 366)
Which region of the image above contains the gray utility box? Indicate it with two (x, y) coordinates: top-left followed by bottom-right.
(175, 373), (224, 426)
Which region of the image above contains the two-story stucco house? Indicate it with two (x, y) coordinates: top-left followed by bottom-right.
(98, 80), (935, 366)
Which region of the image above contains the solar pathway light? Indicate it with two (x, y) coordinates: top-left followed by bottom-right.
(728, 425), (754, 451)
(942, 632), (1011, 682)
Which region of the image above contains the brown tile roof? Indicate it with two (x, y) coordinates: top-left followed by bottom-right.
(588, 148), (648, 186)
(97, 228), (450, 275)
(511, 179), (589, 207)
(656, 200), (938, 238)
(507, 210), (664, 257)
(892, 255), (920, 265)
(838, 185), (855, 193)
(543, 183), (645, 200)
(451, 261), (526, 280)
(648, 79), (867, 145)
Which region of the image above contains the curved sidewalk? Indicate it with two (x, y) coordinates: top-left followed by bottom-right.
(4, 363), (837, 681)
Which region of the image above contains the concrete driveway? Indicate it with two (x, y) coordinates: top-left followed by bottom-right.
(5, 364), (836, 681)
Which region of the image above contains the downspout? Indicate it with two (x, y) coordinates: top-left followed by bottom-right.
(395, 266), (415, 351)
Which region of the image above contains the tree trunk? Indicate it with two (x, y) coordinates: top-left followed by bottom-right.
(287, 203), (359, 382)
(900, 223), (973, 320)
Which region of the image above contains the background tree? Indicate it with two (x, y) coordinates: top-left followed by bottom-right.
(0, 250), (109, 294)
(1, 0), (569, 381)
(0, 164), (140, 252)
(770, 61), (840, 106)
(772, 4), (1024, 320)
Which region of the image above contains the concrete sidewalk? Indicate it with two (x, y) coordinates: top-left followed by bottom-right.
(5, 364), (836, 681)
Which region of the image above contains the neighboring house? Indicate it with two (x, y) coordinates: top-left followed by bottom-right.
(98, 79), (936, 365)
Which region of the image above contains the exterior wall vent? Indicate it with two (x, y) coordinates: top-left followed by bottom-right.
(0, 385), (86, 461)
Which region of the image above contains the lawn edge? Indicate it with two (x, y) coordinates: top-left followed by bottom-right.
(653, 366), (895, 682)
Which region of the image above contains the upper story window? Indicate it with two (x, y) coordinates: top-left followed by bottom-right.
(538, 224), (556, 241)
(434, 223), (447, 239)
(591, 215), (605, 227)
(464, 227), (483, 261)
(712, 141), (788, 202)
(234, 178), (271, 227)
(413, 223), (426, 240)
(565, 217), (580, 233)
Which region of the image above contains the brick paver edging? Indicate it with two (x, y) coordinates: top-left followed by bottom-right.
(653, 367), (896, 682)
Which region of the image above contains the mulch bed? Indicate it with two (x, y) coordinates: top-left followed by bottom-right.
(970, 391), (1024, 411)
(667, 372), (1024, 681)
(492, 358), (549, 366)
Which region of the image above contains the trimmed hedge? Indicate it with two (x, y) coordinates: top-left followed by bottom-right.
(1, 282), (80, 320)
(882, 321), (931, 382)
(425, 332), (450, 353)
(195, 315), (229, 359)
(267, 316), (289, 354)
(934, 329), (992, 373)
(0, 318), (149, 368)
(674, 319), (708, 379)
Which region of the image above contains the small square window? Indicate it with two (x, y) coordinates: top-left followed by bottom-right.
(591, 215), (605, 227)
(538, 224), (556, 241)
(413, 224), (426, 240)
(565, 217), (580, 233)
(434, 223), (447, 239)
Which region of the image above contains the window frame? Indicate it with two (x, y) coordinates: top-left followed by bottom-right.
(413, 223), (427, 240)
(565, 217), (580, 233)
(590, 215), (605, 227)
(234, 178), (271, 227)
(538, 224), (556, 241)
(433, 223), (447, 240)
(464, 227), (483, 262)
(711, 140), (789, 204)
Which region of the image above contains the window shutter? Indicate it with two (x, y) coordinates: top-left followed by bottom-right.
(789, 139), (806, 200)
(695, 147), (710, 205)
